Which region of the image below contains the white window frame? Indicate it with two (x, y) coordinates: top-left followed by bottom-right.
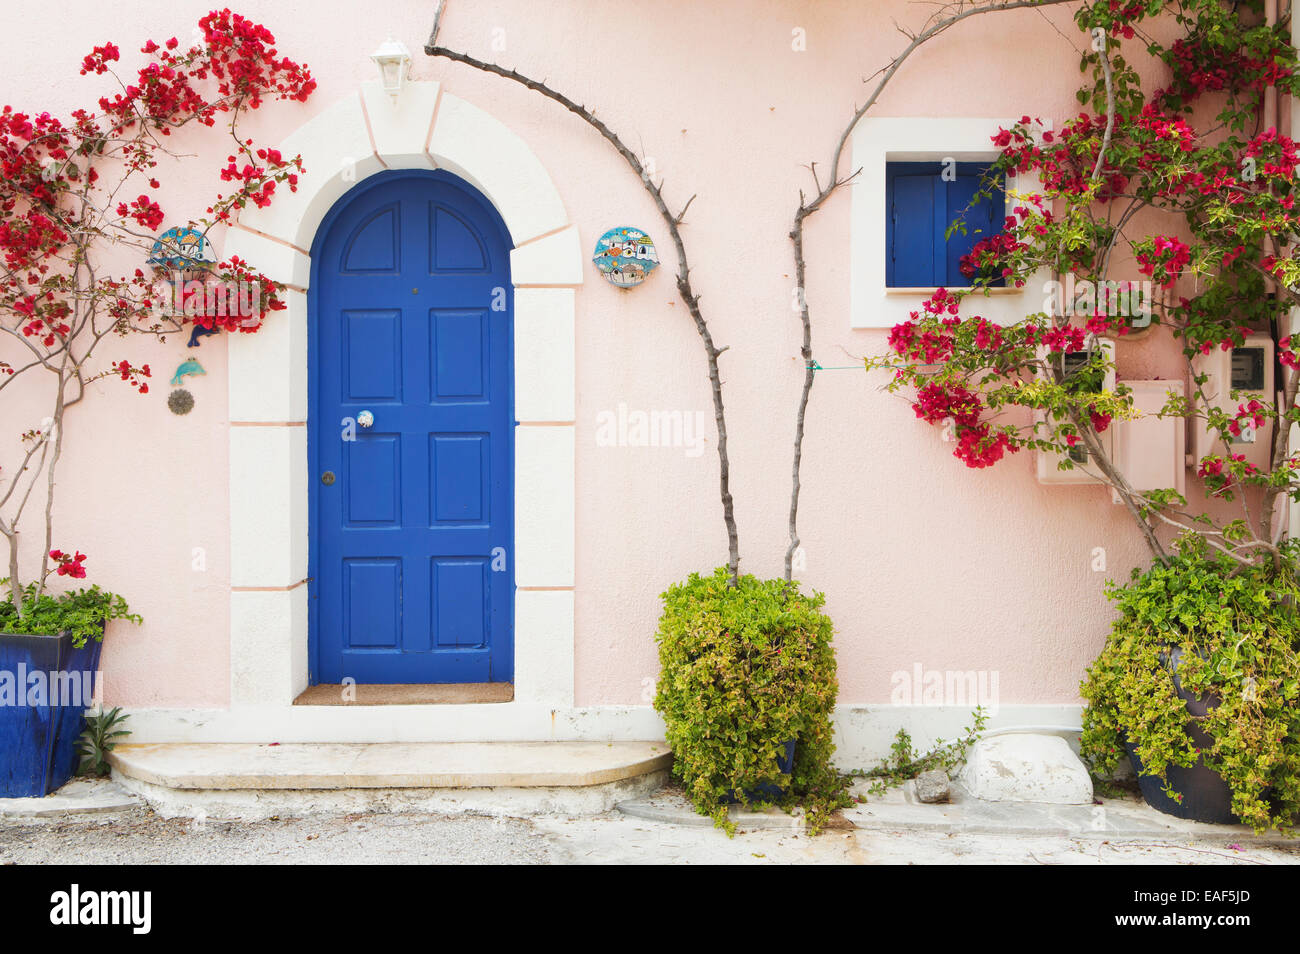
(850, 117), (1047, 329)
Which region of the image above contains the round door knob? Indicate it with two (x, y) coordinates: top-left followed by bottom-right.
(357, 410), (374, 428)
(321, 471), (336, 486)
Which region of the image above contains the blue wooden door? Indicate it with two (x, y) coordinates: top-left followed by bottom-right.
(310, 171), (513, 684)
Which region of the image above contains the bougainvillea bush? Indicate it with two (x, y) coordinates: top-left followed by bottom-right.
(0, 10), (313, 621)
(869, 0), (1300, 824)
(872, 0), (1300, 561)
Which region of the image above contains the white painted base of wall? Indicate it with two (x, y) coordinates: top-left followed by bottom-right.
(116, 703), (1084, 770)
(112, 769), (670, 821)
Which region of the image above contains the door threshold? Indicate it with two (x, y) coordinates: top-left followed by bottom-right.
(293, 683), (514, 706)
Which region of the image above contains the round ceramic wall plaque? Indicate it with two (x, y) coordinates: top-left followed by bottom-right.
(592, 226), (659, 287)
(147, 225), (217, 271)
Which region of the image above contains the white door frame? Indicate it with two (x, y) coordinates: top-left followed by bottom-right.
(206, 81), (583, 739)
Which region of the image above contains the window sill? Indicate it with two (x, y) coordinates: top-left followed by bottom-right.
(885, 286), (1024, 296)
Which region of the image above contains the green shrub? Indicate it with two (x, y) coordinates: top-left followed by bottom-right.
(77, 707), (131, 777)
(653, 567), (850, 833)
(0, 582), (140, 648)
(1080, 542), (1300, 832)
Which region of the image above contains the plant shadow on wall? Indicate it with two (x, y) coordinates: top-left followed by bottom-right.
(0, 11), (314, 796)
(868, 0), (1300, 830)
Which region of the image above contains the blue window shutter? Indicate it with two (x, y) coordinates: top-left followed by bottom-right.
(887, 166), (940, 287)
(947, 163), (1006, 287)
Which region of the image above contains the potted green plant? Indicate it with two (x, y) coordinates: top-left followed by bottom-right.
(0, 574), (139, 796)
(1080, 542), (1300, 832)
(653, 568), (850, 833)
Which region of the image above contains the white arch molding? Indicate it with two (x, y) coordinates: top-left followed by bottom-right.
(210, 81), (582, 741)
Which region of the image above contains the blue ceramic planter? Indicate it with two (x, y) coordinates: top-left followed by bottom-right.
(1124, 646), (1236, 825)
(0, 630), (102, 797)
(725, 738), (797, 804)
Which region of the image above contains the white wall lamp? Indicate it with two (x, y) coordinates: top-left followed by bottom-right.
(370, 38), (412, 101)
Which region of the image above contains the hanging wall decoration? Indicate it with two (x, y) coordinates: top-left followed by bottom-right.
(187, 324), (220, 348)
(171, 358), (207, 387)
(592, 226), (659, 288)
(167, 389), (195, 415)
(149, 224), (224, 349)
(147, 225), (217, 272)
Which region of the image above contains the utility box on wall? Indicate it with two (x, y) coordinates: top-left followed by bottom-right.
(1112, 380), (1186, 503)
(1190, 334), (1274, 470)
(1035, 339), (1116, 485)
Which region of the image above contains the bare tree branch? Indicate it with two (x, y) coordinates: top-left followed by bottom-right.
(784, 0), (1080, 580)
(1091, 29), (1116, 182)
(425, 36), (742, 584)
(427, 0), (448, 49)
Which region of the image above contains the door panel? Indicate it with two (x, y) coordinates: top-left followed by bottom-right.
(310, 171), (514, 685)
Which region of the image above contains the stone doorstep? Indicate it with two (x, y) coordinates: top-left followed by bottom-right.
(108, 741), (672, 791)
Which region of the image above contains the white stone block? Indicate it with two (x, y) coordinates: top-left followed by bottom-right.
(228, 289), (307, 423)
(514, 288), (575, 422)
(960, 734), (1093, 804)
(510, 226), (584, 286)
(230, 587), (307, 707)
(514, 426), (575, 587)
(219, 227), (310, 287)
(236, 92), (384, 248)
(514, 589), (575, 708)
(229, 425), (308, 588)
(360, 80), (439, 170)
(429, 93), (568, 244)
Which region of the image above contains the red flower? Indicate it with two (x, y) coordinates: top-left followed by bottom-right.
(50, 549), (88, 578)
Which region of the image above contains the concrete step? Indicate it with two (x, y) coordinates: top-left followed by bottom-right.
(0, 778), (143, 822)
(109, 741), (671, 790)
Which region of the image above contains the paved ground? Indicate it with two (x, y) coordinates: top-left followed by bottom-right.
(3, 808), (1297, 864)
(1, 779), (1296, 864)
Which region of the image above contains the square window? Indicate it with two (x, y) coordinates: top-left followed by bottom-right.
(885, 161), (1005, 288)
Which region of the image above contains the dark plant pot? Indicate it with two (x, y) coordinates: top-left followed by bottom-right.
(0, 630), (102, 797)
(1124, 645), (1236, 825)
(725, 738), (797, 804)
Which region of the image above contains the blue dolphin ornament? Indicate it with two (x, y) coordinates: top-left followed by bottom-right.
(171, 358), (207, 388)
(187, 324), (220, 348)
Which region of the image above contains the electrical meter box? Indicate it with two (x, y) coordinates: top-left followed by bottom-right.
(1190, 334), (1274, 471)
(1035, 338), (1116, 485)
(1111, 380), (1186, 504)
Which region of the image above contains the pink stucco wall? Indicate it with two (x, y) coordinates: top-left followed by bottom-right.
(3, 0), (1209, 710)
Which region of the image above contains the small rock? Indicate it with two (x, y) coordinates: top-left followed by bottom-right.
(913, 769), (950, 804)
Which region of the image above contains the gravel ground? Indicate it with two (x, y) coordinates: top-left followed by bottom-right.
(2, 807), (1298, 864)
